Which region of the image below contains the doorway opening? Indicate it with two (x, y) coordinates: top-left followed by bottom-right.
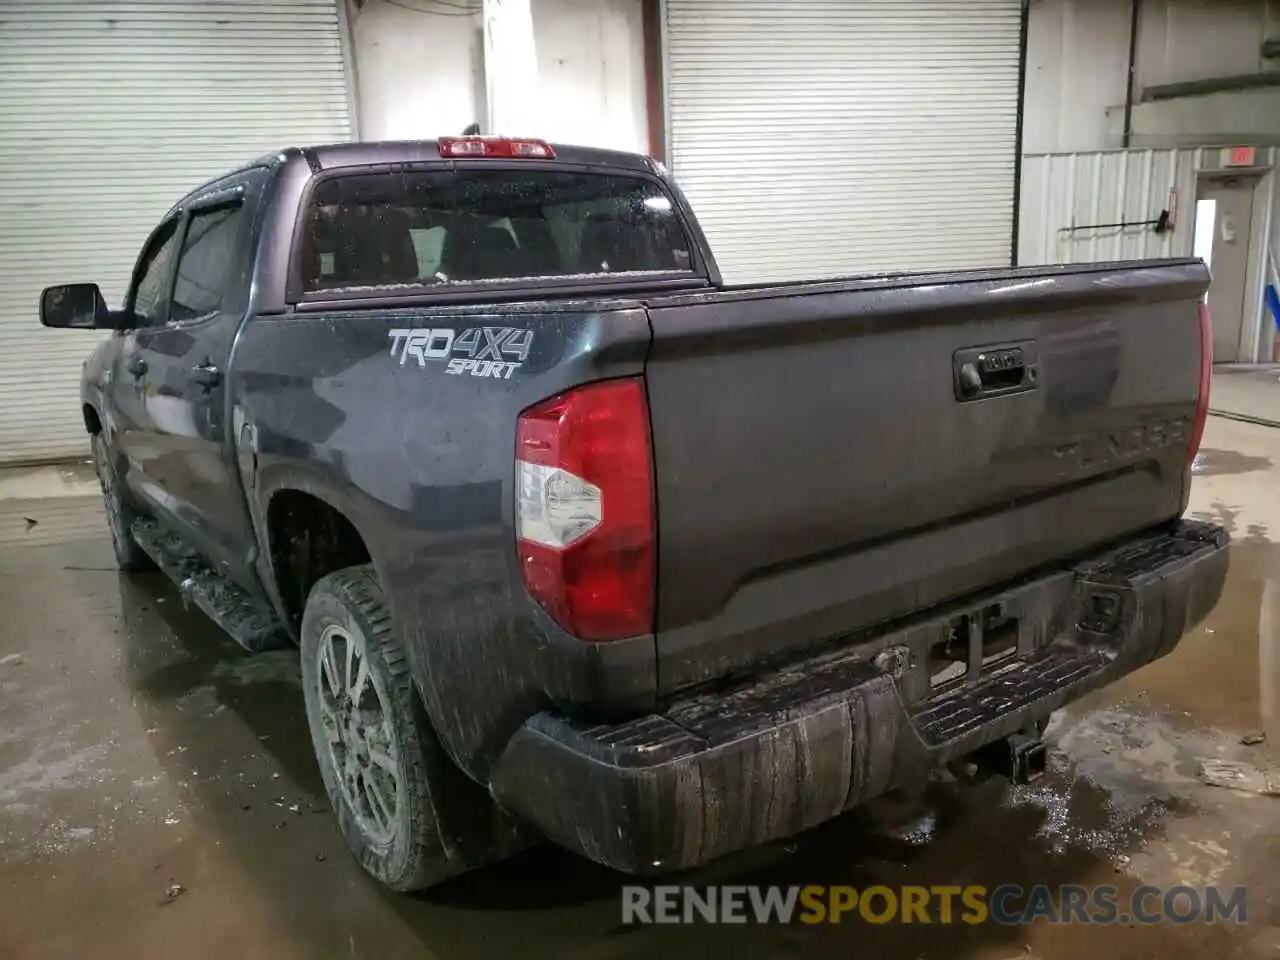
(1192, 198), (1216, 270)
(1194, 174), (1263, 363)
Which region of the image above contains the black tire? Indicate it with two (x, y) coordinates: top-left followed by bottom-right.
(91, 431), (153, 572)
(300, 564), (457, 892)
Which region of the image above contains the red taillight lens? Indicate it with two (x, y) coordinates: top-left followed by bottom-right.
(438, 137), (555, 159)
(1189, 301), (1213, 462)
(515, 377), (655, 642)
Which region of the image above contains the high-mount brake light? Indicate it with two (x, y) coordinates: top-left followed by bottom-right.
(515, 378), (655, 643)
(438, 137), (556, 160)
(1189, 301), (1213, 462)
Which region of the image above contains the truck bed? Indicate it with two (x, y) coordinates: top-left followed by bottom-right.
(643, 259), (1209, 693)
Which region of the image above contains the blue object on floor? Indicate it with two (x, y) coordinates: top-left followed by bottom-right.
(1267, 284), (1280, 329)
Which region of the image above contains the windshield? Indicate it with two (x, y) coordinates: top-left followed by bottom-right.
(298, 168), (695, 292)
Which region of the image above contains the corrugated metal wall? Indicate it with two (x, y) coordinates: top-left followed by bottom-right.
(1019, 145), (1279, 265)
(1020, 148), (1195, 265)
(1019, 146), (1279, 360)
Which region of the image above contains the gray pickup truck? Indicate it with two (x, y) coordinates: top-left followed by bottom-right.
(40, 137), (1227, 892)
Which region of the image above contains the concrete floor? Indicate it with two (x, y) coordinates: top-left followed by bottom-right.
(1, 418), (1279, 960)
(1211, 366), (1280, 428)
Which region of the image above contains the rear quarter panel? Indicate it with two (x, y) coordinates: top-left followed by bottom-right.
(230, 302), (653, 778)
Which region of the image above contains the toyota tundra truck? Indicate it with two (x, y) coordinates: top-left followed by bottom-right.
(39, 137), (1228, 892)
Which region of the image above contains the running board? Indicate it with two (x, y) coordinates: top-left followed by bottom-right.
(130, 518), (288, 653)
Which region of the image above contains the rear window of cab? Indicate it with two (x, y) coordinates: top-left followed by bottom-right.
(297, 167), (695, 292)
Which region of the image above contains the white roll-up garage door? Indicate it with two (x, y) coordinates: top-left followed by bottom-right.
(0, 0), (353, 465)
(664, 0), (1024, 285)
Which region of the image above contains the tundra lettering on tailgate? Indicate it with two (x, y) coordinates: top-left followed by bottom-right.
(388, 326), (534, 379)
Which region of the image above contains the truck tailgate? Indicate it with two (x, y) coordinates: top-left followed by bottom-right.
(644, 260), (1210, 694)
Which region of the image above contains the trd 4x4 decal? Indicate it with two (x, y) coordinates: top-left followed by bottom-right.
(388, 326), (534, 379)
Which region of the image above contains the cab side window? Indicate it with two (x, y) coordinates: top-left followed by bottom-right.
(129, 219), (181, 327)
(171, 202), (246, 323)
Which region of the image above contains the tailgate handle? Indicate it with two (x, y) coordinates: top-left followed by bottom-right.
(954, 342), (1038, 402)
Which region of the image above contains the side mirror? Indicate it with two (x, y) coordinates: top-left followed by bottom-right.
(40, 283), (112, 329)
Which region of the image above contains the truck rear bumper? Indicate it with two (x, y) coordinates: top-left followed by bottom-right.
(488, 521), (1229, 874)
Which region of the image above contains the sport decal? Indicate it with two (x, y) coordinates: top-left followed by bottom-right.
(388, 326), (534, 379)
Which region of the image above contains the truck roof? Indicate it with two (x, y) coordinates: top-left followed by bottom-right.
(174, 139), (660, 219)
(291, 139), (657, 174)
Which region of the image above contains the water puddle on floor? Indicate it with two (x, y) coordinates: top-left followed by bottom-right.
(1191, 448), (1273, 477)
(1143, 507), (1280, 747)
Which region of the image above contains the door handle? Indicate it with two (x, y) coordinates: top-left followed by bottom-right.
(125, 356), (147, 378)
(953, 341), (1039, 402)
(191, 362), (222, 389)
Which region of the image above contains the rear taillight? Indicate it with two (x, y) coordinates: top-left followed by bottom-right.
(1189, 301), (1213, 462)
(438, 137), (555, 159)
(515, 378), (655, 642)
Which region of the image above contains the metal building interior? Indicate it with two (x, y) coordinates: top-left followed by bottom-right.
(2, 3), (1280, 958)
(1, 0), (1278, 465)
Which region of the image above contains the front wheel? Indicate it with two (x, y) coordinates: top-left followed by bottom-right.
(300, 564), (457, 891)
(91, 431), (153, 572)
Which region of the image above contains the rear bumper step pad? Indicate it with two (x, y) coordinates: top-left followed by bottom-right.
(488, 520), (1229, 874)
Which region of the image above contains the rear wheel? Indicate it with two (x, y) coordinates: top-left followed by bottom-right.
(300, 564), (458, 891)
(91, 431), (153, 572)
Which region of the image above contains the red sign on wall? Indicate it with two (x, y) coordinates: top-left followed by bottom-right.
(1226, 145), (1256, 167)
